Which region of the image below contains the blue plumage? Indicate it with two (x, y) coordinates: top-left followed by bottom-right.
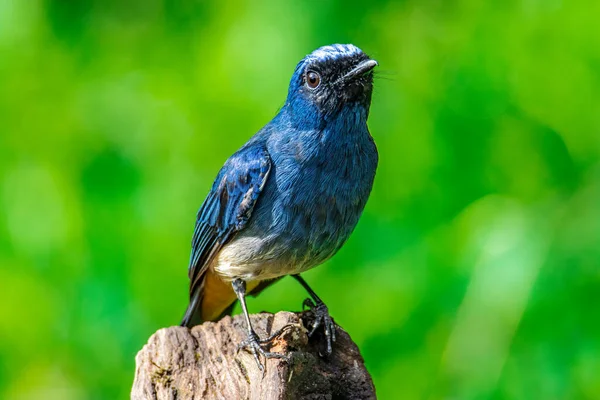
(187, 144), (271, 290)
(181, 44), (378, 367)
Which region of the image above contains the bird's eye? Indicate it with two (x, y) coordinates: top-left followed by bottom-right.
(306, 71), (321, 89)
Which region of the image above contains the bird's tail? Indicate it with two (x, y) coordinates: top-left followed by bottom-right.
(180, 269), (238, 327)
(181, 287), (203, 327)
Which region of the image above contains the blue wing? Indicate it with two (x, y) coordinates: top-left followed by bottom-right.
(181, 144), (271, 326)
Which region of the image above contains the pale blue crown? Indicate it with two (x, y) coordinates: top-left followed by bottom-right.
(305, 44), (364, 63)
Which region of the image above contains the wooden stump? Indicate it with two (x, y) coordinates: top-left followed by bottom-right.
(132, 311), (376, 399)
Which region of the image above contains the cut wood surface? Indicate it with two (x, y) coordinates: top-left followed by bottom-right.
(132, 311), (376, 399)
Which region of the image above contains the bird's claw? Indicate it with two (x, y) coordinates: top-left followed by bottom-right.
(302, 298), (336, 356)
(237, 330), (288, 372)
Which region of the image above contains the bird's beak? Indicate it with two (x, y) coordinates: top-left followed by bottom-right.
(342, 59), (378, 81)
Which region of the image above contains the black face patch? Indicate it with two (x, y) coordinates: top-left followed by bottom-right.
(299, 51), (375, 114)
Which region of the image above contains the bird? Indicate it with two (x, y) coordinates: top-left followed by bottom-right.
(180, 44), (379, 370)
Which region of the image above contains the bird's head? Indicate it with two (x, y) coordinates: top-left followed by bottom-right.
(285, 44), (377, 126)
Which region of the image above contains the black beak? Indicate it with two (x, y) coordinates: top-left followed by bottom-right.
(342, 59), (378, 81)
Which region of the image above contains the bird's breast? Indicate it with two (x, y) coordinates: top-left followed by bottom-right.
(265, 128), (378, 268)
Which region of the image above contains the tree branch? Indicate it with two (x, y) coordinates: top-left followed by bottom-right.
(132, 311), (375, 399)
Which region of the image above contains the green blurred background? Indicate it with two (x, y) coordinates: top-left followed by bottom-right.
(1, 0), (599, 398)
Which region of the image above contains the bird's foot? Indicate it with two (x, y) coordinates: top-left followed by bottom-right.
(302, 298), (336, 356)
(237, 330), (288, 372)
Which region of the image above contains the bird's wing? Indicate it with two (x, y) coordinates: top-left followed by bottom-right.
(181, 144), (271, 325)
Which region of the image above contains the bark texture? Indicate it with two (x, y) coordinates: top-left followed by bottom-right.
(132, 311), (375, 399)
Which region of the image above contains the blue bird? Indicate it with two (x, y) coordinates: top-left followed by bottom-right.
(181, 44), (378, 369)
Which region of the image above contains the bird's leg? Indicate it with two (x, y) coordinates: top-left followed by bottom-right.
(232, 278), (287, 371)
(292, 274), (336, 356)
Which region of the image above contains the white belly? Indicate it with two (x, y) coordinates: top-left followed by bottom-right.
(212, 236), (313, 281)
